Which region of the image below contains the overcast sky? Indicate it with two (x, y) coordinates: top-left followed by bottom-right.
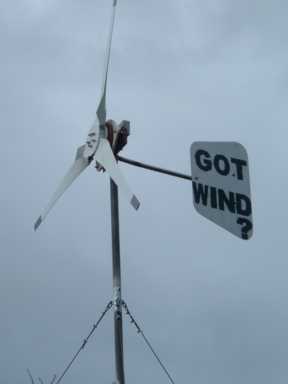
(1, 0), (288, 383)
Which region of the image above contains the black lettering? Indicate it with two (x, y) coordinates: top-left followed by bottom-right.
(218, 189), (236, 213)
(195, 150), (212, 172)
(231, 158), (247, 180)
(236, 194), (252, 216)
(237, 217), (253, 240)
(214, 154), (230, 176)
(210, 187), (218, 208)
(192, 182), (209, 206)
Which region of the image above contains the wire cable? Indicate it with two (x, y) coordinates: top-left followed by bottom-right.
(122, 300), (176, 384)
(54, 301), (112, 384)
(50, 374), (57, 384)
(27, 369), (35, 384)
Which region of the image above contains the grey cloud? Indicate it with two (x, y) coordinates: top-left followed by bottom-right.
(1, 1), (288, 383)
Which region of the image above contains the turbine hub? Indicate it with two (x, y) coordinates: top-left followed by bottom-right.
(95, 119), (131, 172)
(106, 119), (130, 155)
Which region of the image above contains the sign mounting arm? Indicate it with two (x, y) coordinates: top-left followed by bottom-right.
(117, 156), (193, 181)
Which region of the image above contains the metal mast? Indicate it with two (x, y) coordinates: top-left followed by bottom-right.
(110, 179), (125, 384)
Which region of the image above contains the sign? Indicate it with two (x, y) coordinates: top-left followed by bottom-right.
(190, 142), (253, 240)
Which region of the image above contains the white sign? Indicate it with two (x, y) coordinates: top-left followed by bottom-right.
(190, 142), (253, 240)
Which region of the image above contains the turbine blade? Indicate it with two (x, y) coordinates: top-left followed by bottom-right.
(94, 138), (140, 210)
(34, 146), (91, 231)
(83, 117), (101, 159)
(96, 0), (118, 125)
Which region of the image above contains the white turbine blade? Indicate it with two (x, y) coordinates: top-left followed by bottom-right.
(83, 117), (101, 159)
(96, 0), (118, 125)
(34, 146), (90, 230)
(94, 138), (140, 210)
(84, 0), (117, 158)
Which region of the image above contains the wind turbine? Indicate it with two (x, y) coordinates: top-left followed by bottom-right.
(34, 0), (253, 383)
(34, 0), (139, 232)
(34, 1), (140, 383)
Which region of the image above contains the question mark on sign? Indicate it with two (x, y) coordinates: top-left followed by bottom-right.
(237, 217), (252, 240)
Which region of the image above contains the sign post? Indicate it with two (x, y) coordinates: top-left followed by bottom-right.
(190, 142), (253, 240)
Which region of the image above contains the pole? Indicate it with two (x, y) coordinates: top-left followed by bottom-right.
(110, 179), (125, 384)
(117, 156), (192, 181)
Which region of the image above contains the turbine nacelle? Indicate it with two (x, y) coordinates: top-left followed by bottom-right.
(106, 119), (130, 154)
(84, 119), (130, 160)
(95, 119), (130, 171)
